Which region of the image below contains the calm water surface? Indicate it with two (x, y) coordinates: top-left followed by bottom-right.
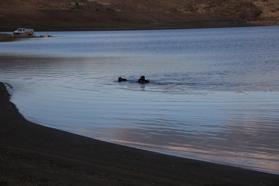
(0, 26), (279, 174)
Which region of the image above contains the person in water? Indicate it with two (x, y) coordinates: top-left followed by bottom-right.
(118, 76), (127, 82)
(138, 76), (150, 84)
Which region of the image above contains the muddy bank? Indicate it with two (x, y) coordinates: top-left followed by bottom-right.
(0, 82), (278, 185)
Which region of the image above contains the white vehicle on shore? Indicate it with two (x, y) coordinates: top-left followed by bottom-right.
(13, 28), (34, 36)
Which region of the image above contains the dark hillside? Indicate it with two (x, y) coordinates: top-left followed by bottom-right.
(0, 0), (278, 30)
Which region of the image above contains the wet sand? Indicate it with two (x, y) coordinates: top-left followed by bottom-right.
(0, 82), (278, 185)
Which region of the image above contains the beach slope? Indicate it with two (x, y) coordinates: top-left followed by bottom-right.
(0, 82), (278, 185)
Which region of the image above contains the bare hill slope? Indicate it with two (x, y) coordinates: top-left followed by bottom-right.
(0, 0), (278, 30)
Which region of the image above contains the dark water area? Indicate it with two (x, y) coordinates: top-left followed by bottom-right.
(0, 26), (279, 174)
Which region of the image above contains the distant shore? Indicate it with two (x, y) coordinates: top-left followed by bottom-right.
(0, 33), (15, 42)
(0, 20), (253, 32)
(0, 23), (262, 43)
(0, 33), (52, 42)
(0, 82), (278, 185)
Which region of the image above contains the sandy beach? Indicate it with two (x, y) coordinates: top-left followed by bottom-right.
(0, 82), (278, 185)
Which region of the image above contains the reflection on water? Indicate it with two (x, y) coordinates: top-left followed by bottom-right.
(0, 26), (279, 174)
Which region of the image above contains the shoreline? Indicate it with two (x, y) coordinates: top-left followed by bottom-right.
(0, 33), (16, 42)
(0, 22), (257, 32)
(0, 25), (276, 44)
(0, 82), (278, 185)
(0, 33), (52, 42)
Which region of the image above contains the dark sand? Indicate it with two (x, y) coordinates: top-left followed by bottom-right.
(0, 82), (278, 186)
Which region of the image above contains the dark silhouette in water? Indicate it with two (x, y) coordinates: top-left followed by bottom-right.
(118, 77), (128, 82)
(138, 76), (150, 84)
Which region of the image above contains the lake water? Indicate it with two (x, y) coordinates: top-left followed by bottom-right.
(0, 26), (279, 174)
